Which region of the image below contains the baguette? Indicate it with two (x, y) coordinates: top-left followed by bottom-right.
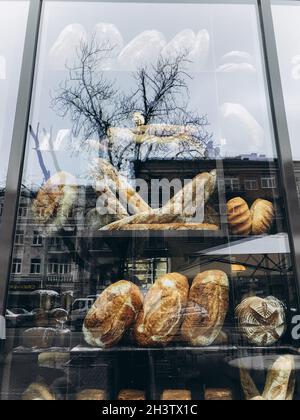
(102, 222), (219, 231)
(181, 270), (229, 346)
(90, 158), (151, 214)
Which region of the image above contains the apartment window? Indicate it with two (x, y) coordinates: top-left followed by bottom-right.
(18, 205), (28, 218)
(261, 176), (277, 189)
(32, 230), (43, 246)
(30, 258), (41, 275)
(15, 230), (24, 245)
(12, 258), (22, 274)
(244, 179), (258, 191)
(225, 178), (240, 191)
(48, 261), (71, 275)
(49, 236), (63, 249)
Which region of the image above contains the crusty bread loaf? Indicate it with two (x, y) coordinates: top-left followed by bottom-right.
(161, 390), (191, 400)
(227, 197), (252, 235)
(240, 368), (260, 400)
(76, 389), (107, 400)
(118, 390), (146, 400)
(251, 199), (275, 235)
(32, 171), (77, 230)
(83, 281), (143, 348)
(236, 296), (286, 346)
(100, 211), (185, 230)
(181, 270), (229, 346)
(22, 383), (55, 400)
(161, 170), (217, 219)
(38, 352), (70, 369)
(251, 396), (266, 401)
(23, 328), (56, 349)
(262, 356), (295, 401)
(205, 389), (233, 401)
(90, 158), (151, 215)
(134, 273), (189, 347)
(102, 222), (219, 231)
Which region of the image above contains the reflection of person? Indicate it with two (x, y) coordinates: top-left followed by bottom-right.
(133, 112), (145, 127)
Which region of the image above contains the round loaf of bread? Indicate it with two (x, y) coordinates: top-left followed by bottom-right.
(235, 296), (286, 346)
(251, 199), (275, 235)
(227, 197), (252, 235)
(22, 383), (55, 400)
(181, 270), (229, 346)
(134, 273), (189, 347)
(83, 281), (143, 348)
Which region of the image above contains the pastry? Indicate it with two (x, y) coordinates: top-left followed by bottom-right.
(262, 356), (295, 401)
(83, 280), (143, 348)
(23, 328), (56, 349)
(118, 390), (146, 400)
(235, 296), (286, 346)
(240, 368), (260, 400)
(134, 273), (189, 347)
(181, 271), (229, 346)
(90, 158), (151, 215)
(22, 383), (55, 400)
(227, 197), (251, 235)
(251, 199), (275, 235)
(76, 389), (107, 400)
(102, 223), (219, 231)
(161, 170), (217, 219)
(161, 390), (191, 400)
(32, 171), (77, 230)
(204, 389), (233, 400)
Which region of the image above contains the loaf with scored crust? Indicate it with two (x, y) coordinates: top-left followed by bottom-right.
(83, 281), (143, 348)
(227, 197), (252, 235)
(251, 199), (275, 235)
(134, 273), (189, 347)
(181, 270), (229, 346)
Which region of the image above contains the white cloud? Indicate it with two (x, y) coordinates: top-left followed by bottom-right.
(118, 30), (166, 70)
(217, 63), (256, 73)
(92, 23), (124, 71)
(49, 24), (87, 70)
(0, 55), (6, 80)
(218, 51), (256, 73)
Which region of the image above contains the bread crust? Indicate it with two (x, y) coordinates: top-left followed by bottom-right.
(102, 222), (219, 231)
(161, 390), (191, 400)
(262, 356), (295, 401)
(76, 389), (107, 400)
(83, 281), (143, 348)
(251, 199), (275, 235)
(205, 389), (233, 400)
(181, 270), (229, 346)
(118, 390), (146, 400)
(134, 273), (189, 347)
(227, 197), (252, 235)
(22, 383), (55, 401)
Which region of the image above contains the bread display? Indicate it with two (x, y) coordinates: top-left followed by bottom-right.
(181, 270), (229, 346)
(32, 171), (77, 230)
(204, 389), (233, 400)
(83, 280), (143, 348)
(262, 356), (295, 401)
(161, 390), (192, 400)
(22, 328), (57, 349)
(22, 383), (55, 401)
(118, 390), (146, 400)
(236, 296), (286, 346)
(251, 199), (275, 235)
(76, 389), (107, 400)
(227, 197), (252, 235)
(102, 222), (219, 231)
(134, 273), (189, 347)
(38, 352), (70, 370)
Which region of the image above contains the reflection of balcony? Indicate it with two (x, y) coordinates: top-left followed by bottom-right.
(46, 275), (74, 284)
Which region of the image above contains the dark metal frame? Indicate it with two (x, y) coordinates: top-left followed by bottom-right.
(0, 0), (300, 340)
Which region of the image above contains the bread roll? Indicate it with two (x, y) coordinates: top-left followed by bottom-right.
(102, 223), (219, 231)
(22, 383), (55, 401)
(240, 368), (260, 400)
(23, 328), (56, 349)
(262, 356), (295, 401)
(181, 271), (229, 346)
(83, 281), (143, 348)
(205, 389), (233, 400)
(227, 197), (251, 235)
(161, 390), (191, 400)
(236, 296), (286, 346)
(90, 158), (151, 215)
(134, 273), (189, 347)
(32, 171), (77, 230)
(118, 390), (146, 400)
(251, 199), (275, 235)
(76, 389), (107, 400)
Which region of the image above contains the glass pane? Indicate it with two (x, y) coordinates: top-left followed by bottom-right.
(0, 1), (29, 227)
(1, 0), (299, 401)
